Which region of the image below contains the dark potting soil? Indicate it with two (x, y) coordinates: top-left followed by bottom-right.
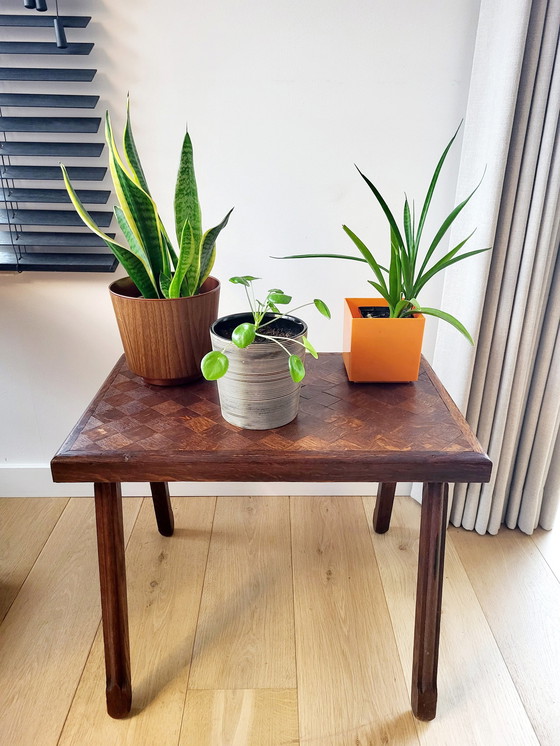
(358, 306), (414, 319)
(214, 314), (306, 343)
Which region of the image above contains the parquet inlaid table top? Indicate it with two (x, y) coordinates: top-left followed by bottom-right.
(50, 352), (491, 723)
(51, 354), (491, 484)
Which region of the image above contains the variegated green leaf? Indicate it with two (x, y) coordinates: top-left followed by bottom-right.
(198, 208), (234, 288)
(159, 273), (172, 298)
(122, 96), (151, 194)
(170, 219), (196, 298)
(174, 130), (202, 246)
(114, 206), (159, 294)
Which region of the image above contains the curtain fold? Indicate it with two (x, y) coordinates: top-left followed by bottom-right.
(451, 0), (560, 534)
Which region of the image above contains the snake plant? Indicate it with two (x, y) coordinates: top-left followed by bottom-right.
(280, 125), (490, 343)
(62, 100), (233, 299)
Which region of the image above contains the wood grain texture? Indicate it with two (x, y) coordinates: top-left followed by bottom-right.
(532, 526), (560, 583)
(189, 496), (296, 690)
(51, 355), (492, 484)
(180, 689), (299, 746)
(452, 524), (560, 746)
(0, 497), (142, 746)
(0, 497), (68, 621)
(364, 496), (540, 745)
(59, 496), (215, 745)
(291, 496), (420, 746)
(109, 276), (220, 385)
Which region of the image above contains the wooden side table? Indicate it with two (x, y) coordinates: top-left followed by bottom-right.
(51, 354), (491, 721)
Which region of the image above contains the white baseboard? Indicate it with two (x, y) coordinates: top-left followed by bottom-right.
(0, 465), (412, 499)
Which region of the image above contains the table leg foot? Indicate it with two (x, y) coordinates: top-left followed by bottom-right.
(373, 482), (396, 534)
(94, 482), (132, 719)
(150, 482), (174, 537)
(411, 482), (448, 721)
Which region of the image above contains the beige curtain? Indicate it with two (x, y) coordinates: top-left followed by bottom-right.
(449, 0), (560, 535)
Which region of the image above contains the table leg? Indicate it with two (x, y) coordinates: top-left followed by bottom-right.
(372, 482), (397, 534)
(94, 482), (132, 718)
(411, 482), (449, 721)
(150, 482), (174, 536)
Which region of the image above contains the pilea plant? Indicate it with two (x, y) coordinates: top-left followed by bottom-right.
(279, 125), (490, 343)
(201, 276), (331, 382)
(62, 98), (233, 299)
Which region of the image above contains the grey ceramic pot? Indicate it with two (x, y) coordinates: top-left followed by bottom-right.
(210, 312), (307, 430)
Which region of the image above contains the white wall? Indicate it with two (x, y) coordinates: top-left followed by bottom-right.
(0, 0), (481, 496)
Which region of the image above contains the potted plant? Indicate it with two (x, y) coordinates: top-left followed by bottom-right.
(201, 276), (330, 429)
(62, 99), (233, 385)
(280, 125), (490, 382)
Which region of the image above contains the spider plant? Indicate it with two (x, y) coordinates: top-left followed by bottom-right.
(61, 98), (233, 299)
(280, 125), (490, 343)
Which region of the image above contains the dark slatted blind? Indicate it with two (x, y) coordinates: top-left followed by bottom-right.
(0, 6), (117, 273)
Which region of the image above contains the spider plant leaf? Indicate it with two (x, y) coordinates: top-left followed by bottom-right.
(414, 305), (474, 344)
(388, 228), (402, 308)
(201, 350), (229, 380)
(417, 176), (484, 280)
(198, 208), (234, 288)
(301, 335), (319, 359)
(169, 219), (196, 298)
(415, 246), (491, 295)
(122, 96), (151, 194)
(403, 196), (413, 255)
(275, 252), (369, 264)
(289, 354), (306, 383)
(174, 129), (202, 247)
(343, 225), (389, 295)
(355, 165), (406, 252)
(367, 280), (392, 306)
(393, 298), (413, 317)
(415, 122), (461, 250)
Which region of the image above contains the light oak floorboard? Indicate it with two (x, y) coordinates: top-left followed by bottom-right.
(531, 525), (560, 583)
(189, 496), (296, 690)
(292, 496), (420, 746)
(180, 689), (299, 746)
(0, 497), (68, 621)
(451, 522), (560, 746)
(0, 496), (142, 746)
(363, 496), (540, 746)
(59, 496), (216, 746)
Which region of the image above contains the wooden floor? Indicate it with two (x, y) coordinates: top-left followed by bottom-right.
(1, 495), (558, 746)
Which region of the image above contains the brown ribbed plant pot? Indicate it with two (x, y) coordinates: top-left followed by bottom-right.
(109, 276), (220, 386)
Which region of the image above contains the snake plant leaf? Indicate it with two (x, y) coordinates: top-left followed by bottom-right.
(314, 299), (331, 318)
(159, 273), (172, 299)
(169, 219), (196, 298)
(413, 306), (474, 344)
(174, 130), (202, 247)
(106, 113), (166, 282)
(61, 165), (159, 298)
(198, 208), (234, 287)
(232, 323), (256, 348)
(301, 335), (319, 359)
(114, 205), (159, 293)
(355, 165), (406, 253)
(201, 350), (229, 380)
(415, 123), (461, 251)
(289, 355), (306, 383)
(122, 96), (151, 195)
(343, 224), (389, 296)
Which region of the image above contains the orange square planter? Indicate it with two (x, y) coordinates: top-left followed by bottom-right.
(342, 298), (425, 382)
